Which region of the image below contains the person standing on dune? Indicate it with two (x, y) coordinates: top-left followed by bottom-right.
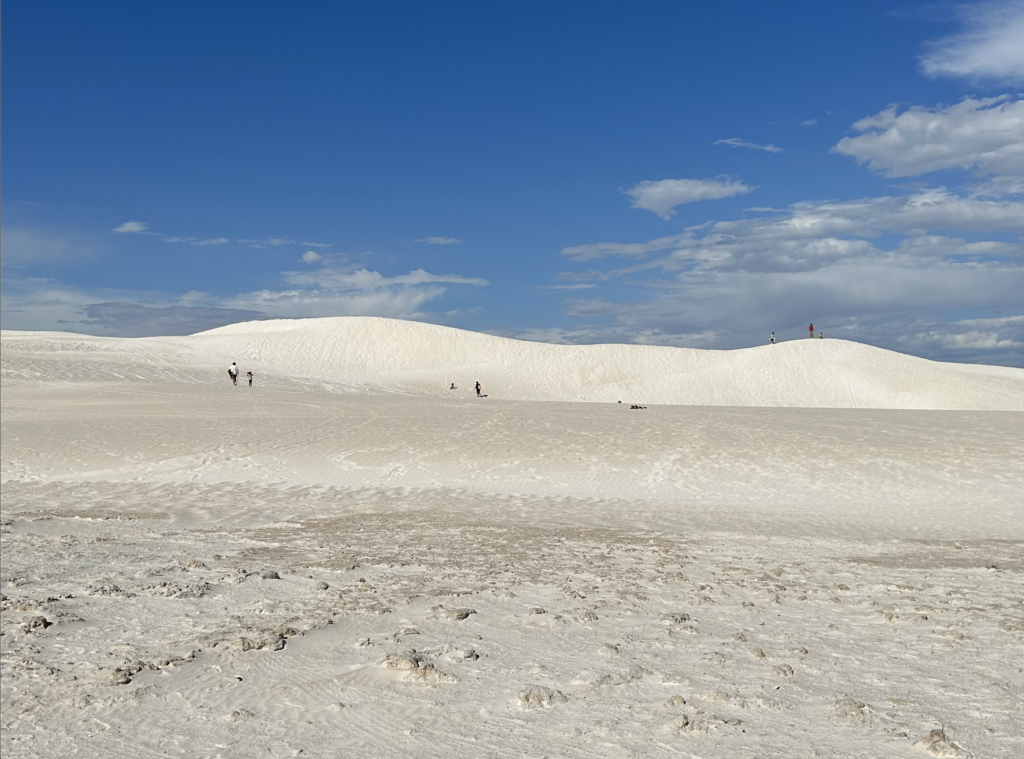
(809, 323), (814, 339)
(475, 381), (482, 397)
(228, 362), (239, 386)
(770, 332), (775, 344)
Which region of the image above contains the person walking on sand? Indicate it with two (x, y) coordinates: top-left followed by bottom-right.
(475, 381), (482, 397)
(228, 362), (239, 385)
(809, 323), (814, 339)
(247, 371), (254, 387)
(770, 332), (775, 344)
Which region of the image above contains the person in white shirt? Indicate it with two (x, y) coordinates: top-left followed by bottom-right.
(228, 362), (239, 386)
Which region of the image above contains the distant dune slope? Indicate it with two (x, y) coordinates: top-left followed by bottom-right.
(4, 316), (1023, 409)
(197, 317), (1024, 409)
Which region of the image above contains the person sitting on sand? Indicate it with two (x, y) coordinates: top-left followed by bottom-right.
(449, 383), (457, 390)
(819, 331), (824, 339)
(228, 362), (239, 386)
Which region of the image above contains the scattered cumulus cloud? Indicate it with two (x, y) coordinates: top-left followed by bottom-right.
(833, 96), (1024, 181)
(1, 263), (489, 337)
(713, 137), (785, 153)
(553, 172), (1024, 365)
(301, 250), (322, 264)
(546, 97), (1024, 364)
(625, 178), (754, 219)
(920, 0), (1024, 83)
(416, 236), (464, 245)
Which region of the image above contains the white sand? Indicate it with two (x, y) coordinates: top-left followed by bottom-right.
(2, 319), (1022, 758)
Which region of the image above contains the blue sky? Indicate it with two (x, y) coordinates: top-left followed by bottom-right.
(3, 1), (1023, 365)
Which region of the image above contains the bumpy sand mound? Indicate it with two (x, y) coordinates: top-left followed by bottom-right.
(3, 316), (1023, 409)
(192, 317), (1024, 409)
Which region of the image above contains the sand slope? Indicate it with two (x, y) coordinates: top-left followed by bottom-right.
(2, 324), (1023, 758)
(5, 316), (1024, 409)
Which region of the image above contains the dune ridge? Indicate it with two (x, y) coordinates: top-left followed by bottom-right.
(3, 316), (1023, 409)
(185, 317), (1023, 410)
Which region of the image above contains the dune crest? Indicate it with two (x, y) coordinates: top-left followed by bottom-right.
(190, 317), (1024, 410)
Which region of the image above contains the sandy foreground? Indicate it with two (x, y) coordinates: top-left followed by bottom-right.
(2, 324), (1023, 758)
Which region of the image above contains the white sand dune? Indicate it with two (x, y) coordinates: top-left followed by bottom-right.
(196, 317), (1024, 408)
(5, 316), (1024, 409)
(2, 321), (1023, 758)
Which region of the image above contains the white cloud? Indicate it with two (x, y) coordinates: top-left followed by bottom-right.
(164, 236), (230, 246)
(625, 178), (754, 219)
(552, 180), (1024, 365)
(833, 96), (1024, 180)
(214, 266), (487, 321)
(537, 284), (596, 290)
(301, 251), (322, 264)
(239, 237), (333, 249)
(713, 137), (785, 153)
(801, 119), (818, 128)
(416, 236), (464, 245)
(0, 226), (97, 267)
(920, 0), (1024, 83)
(560, 233), (691, 262)
(113, 220), (152, 234)
(113, 224), (332, 249)
(280, 268), (488, 290)
(2, 257), (488, 337)
(113, 221), (236, 246)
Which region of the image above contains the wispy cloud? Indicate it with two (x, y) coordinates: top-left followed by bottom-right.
(114, 220), (231, 247)
(415, 236), (464, 245)
(1, 226), (98, 268)
(79, 302), (267, 336)
(624, 179), (754, 219)
(114, 223), (333, 249)
(800, 119), (818, 127)
(165, 236), (230, 246)
(920, 0), (1024, 83)
(714, 137), (785, 153)
(237, 237), (332, 249)
(537, 283), (596, 290)
(561, 234), (691, 262)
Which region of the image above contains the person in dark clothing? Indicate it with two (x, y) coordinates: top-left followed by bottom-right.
(475, 381), (482, 397)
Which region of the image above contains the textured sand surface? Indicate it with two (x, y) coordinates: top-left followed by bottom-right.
(2, 322), (1022, 758)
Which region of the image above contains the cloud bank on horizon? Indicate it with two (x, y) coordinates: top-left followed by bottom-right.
(2, 1), (1023, 366)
